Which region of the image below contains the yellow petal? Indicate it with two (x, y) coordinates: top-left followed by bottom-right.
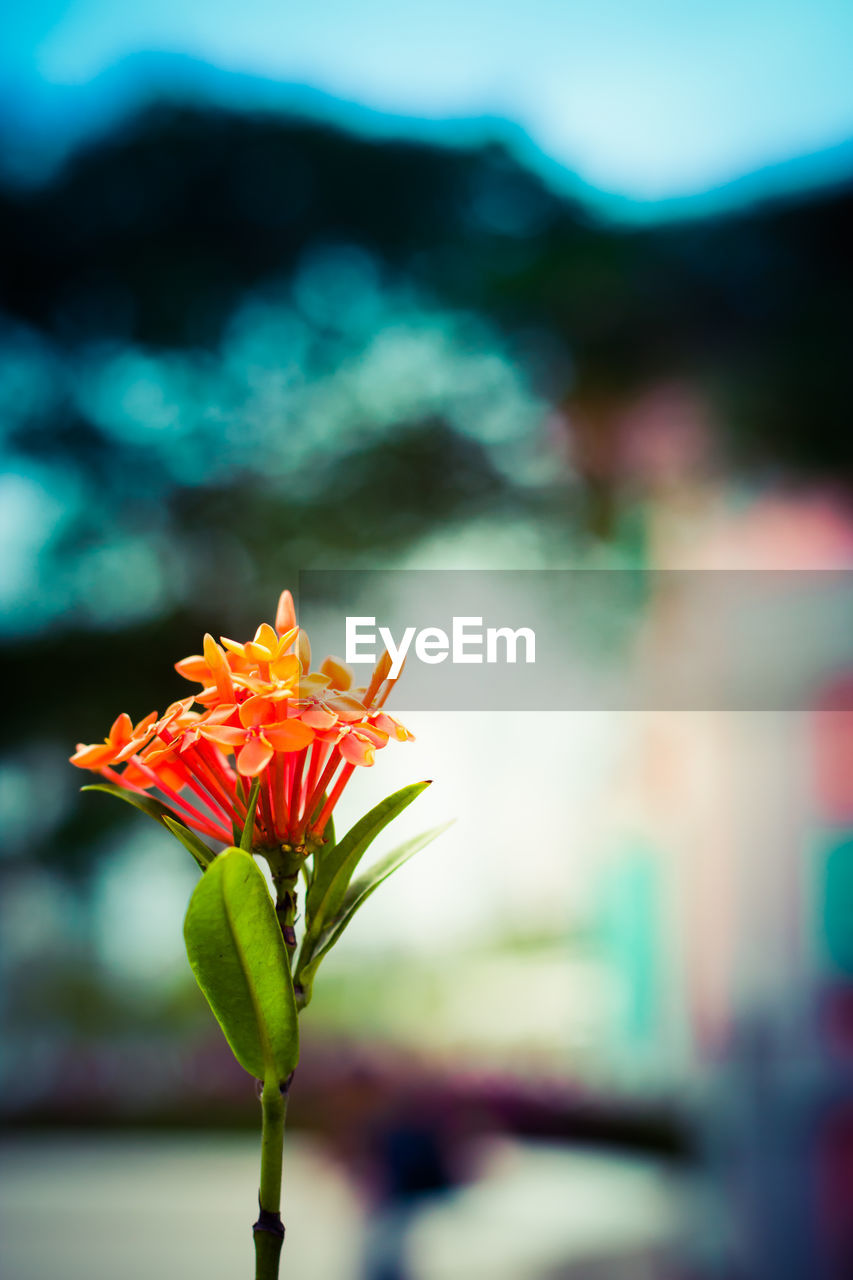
(270, 652), (300, 683)
(297, 629), (311, 672)
(220, 636), (248, 657)
(255, 622), (279, 651)
(320, 655), (353, 690)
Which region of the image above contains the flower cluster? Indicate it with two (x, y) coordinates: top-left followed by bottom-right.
(70, 590), (412, 849)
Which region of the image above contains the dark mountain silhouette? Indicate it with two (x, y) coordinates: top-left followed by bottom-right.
(6, 50), (852, 216)
(2, 97), (851, 475)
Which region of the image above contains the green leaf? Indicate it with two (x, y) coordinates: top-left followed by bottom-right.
(239, 778), (262, 851)
(162, 816), (216, 871)
(305, 781), (431, 937)
(183, 847), (299, 1083)
(297, 822), (451, 987)
(82, 782), (176, 825)
(83, 783), (216, 870)
(341, 821), (453, 919)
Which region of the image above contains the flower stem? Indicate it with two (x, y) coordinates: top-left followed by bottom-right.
(253, 1074), (289, 1280)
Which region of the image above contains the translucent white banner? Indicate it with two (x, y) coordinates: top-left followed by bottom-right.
(298, 570), (853, 711)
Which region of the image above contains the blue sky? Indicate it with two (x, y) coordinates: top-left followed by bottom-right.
(2, 1), (853, 201)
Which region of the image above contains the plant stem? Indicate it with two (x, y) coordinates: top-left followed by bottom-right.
(269, 844), (303, 960)
(253, 1074), (289, 1280)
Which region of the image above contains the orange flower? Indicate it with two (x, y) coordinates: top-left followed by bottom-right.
(71, 711), (158, 770)
(200, 696), (315, 777)
(70, 590), (412, 851)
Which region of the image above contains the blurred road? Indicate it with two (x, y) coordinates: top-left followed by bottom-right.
(0, 1133), (364, 1280)
(0, 1134), (685, 1279)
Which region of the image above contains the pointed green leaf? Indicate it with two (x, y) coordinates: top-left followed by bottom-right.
(232, 777), (247, 844)
(239, 778), (262, 851)
(341, 821), (453, 919)
(82, 782), (176, 825)
(297, 822), (451, 984)
(162, 817), (216, 870)
(305, 781), (431, 937)
(162, 816), (216, 870)
(183, 847), (299, 1083)
(83, 783), (217, 869)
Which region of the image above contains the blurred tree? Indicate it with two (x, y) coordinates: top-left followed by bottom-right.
(1, 101), (851, 876)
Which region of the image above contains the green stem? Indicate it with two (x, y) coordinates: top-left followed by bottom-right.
(253, 845), (302, 1277)
(253, 1075), (289, 1280)
(274, 876), (299, 956)
(268, 843), (303, 960)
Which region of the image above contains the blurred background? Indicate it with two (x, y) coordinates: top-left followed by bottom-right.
(2, 2), (853, 1277)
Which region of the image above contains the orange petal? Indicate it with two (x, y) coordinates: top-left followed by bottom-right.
(264, 720), (315, 752)
(372, 712), (414, 741)
(201, 704), (237, 726)
(156, 764), (187, 792)
(327, 694), (367, 722)
(226, 649), (255, 674)
(231, 672), (269, 694)
(200, 725), (246, 748)
(122, 761), (154, 788)
(175, 654), (209, 681)
(275, 589), (296, 635)
(145, 738), (177, 765)
(339, 734), (376, 766)
(363, 650), (393, 706)
(353, 723), (389, 748)
(112, 712), (160, 762)
(156, 698), (194, 731)
(314, 725), (343, 745)
(109, 713), (134, 749)
(70, 743), (114, 768)
(194, 685), (222, 707)
(301, 704), (338, 731)
(237, 735), (274, 777)
(204, 633), (235, 703)
(239, 696), (275, 728)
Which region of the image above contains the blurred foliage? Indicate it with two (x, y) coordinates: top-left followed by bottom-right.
(2, 102), (850, 463)
(1, 101), (852, 881)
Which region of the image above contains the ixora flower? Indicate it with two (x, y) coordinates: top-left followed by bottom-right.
(71, 589), (448, 1280)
